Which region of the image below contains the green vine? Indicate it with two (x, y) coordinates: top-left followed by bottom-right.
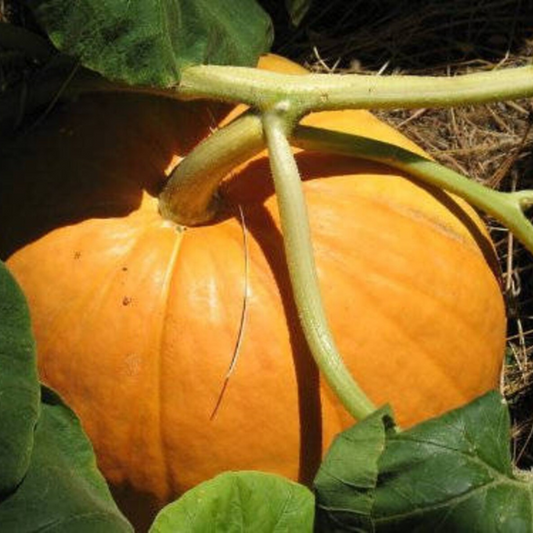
(2, 50), (533, 127)
(161, 111), (533, 257)
(293, 126), (533, 255)
(262, 103), (377, 420)
(178, 63), (533, 113)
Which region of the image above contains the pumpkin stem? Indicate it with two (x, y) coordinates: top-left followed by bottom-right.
(159, 112), (265, 226)
(292, 126), (533, 256)
(262, 102), (377, 421)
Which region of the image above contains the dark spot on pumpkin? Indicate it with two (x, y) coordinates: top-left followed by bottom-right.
(122, 266), (128, 272)
(74, 251), (81, 259)
(122, 296), (132, 306)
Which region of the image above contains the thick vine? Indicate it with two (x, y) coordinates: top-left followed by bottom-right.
(262, 103), (377, 420)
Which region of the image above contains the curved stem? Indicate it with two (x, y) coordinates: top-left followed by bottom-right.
(179, 64), (533, 113)
(262, 105), (376, 421)
(293, 126), (533, 255)
(159, 112), (266, 225)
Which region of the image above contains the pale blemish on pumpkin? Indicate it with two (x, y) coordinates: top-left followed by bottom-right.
(123, 353), (141, 378)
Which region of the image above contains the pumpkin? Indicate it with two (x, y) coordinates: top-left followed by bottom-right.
(0, 55), (505, 520)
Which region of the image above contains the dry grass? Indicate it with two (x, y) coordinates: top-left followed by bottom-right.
(2, 0), (533, 463)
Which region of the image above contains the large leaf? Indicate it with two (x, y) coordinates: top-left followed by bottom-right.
(315, 391), (533, 532)
(24, 0), (274, 86)
(314, 407), (394, 532)
(0, 262), (39, 494)
(0, 387), (133, 532)
(150, 471), (315, 532)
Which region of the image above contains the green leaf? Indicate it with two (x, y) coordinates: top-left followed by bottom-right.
(313, 407), (395, 532)
(0, 261), (40, 494)
(24, 0), (274, 86)
(150, 471), (315, 532)
(0, 387), (133, 532)
(315, 391), (533, 532)
(0, 260), (131, 531)
(285, 0), (312, 26)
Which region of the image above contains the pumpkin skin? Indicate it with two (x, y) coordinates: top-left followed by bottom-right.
(0, 55), (505, 516)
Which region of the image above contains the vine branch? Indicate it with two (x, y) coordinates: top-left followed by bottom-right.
(292, 126), (533, 255)
(262, 104), (376, 421)
(160, 111), (533, 258)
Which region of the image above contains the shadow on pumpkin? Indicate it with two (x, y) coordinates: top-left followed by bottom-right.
(236, 203), (324, 486)
(219, 151), (501, 281)
(0, 93), (229, 259)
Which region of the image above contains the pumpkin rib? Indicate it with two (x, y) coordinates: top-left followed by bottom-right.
(318, 258), (502, 420)
(301, 170), (492, 253)
(101, 216), (184, 492)
(26, 219), (144, 377)
(220, 202), (325, 487)
(157, 220), (254, 495)
(313, 219), (500, 339)
(324, 243), (499, 343)
(154, 220), (187, 498)
(366, 289), (498, 395)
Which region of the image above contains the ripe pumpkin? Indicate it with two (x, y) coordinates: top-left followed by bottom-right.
(0, 55), (505, 519)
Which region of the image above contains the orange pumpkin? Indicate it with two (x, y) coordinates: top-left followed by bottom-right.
(0, 55), (505, 521)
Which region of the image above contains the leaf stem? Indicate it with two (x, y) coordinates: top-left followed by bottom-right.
(292, 126), (533, 255)
(262, 104), (376, 421)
